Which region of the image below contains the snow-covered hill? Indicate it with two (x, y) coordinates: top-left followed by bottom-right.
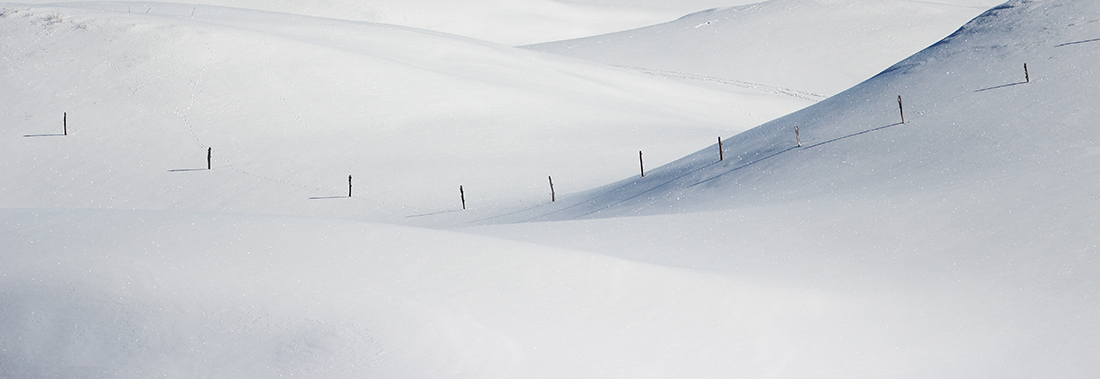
(2, 0), (1098, 378)
(503, 0), (1100, 221)
(0, 3), (806, 221)
(467, 1), (1100, 376)
(527, 0), (1002, 95)
(8, 0), (750, 45)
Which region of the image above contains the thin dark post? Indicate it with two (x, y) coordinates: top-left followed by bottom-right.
(549, 176), (556, 202)
(348, 175), (352, 197)
(898, 95), (905, 124)
(718, 137), (723, 161)
(796, 126), (802, 147)
(639, 151), (645, 178)
(63, 112), (67, 136)
(207, 147), (212, 170)
(1024, 63), (1030, 83)
(460, 185), (466, 210)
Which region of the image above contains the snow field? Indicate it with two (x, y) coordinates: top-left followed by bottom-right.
(1, 0), (1098, 377)
(0, 4), (806, 221)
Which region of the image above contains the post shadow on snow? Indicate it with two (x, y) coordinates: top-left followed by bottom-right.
(308, 196), (347, 200)
(801, 122), (905, 149)
(167, 168), (207, 172)
(685, 146), (799, 190)
(975, 81), (1027, 92)
(688, 121), (906, 189)
(575, 120), (911, 217)
(23, 133), (66, 137)
(487, 119), (912, 222)
(1055, 37), (1100, 47)
(407, 209), (464, 218)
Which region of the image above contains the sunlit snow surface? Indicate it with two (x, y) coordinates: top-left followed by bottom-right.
(2, 0), (1099, 378)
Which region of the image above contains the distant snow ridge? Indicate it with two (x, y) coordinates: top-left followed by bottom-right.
(0, 3), (793, 220)
(497, 0), (1100, 222)
(525, 0), (996, 96)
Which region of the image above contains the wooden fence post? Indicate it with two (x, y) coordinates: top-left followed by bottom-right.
(1024, 63), (1030, 83)
(549, 176), (556, 202)
(796, 126), (801, 147)
(348, 175), (352, 197)
(207, 147), (212, 170)
(718, 137), (723, 161)
(63, 112), (67, 136)
(898, 95), (905, 124)
(460, 185), (466, 210)
(639, 151), (645, 178)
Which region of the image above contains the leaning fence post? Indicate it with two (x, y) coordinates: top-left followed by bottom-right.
(898, 95), (906, 124)
(796, 126), (801, 147)
(1024, 63), (1030, 83)
(718, 137), (724, 161)
(545, 175), (554, 202)
(639, 151), (645, 178)
(460, 185), (466, 210)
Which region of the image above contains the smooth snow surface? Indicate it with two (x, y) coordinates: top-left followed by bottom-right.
(0, 3), (805, 220)
(2, 0), (1099, 378)
(527, 0), (1002, 96)
(8, 0), (730, 45)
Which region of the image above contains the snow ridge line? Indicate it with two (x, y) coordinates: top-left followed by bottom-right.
(613, 65), (828, 102)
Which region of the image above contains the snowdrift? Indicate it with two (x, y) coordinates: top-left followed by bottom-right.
(506, 0), (1100, 222)
(6, 0), (696, 45)
(526, 0), (1000, 96)
(3, 208), (885, 378)
(2, 0), (1098, 378)
(464, 1), (1100, 376)
(0, 3), (805, 222)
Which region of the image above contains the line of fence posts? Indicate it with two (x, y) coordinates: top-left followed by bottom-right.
(41, 57), (1051, 215)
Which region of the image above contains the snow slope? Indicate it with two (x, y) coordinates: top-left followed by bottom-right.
(527, 0), (1003, 96)
(0, 3), (806, 222)
(3, 0), (1098, 378)
(501, 0), (1100, 221)
(466, 0), (1100, 376)
(9, 0), (738, 45)
(4, 208), (911, 378)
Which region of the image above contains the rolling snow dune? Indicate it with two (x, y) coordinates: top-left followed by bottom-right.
(8, 0), (716, 45)
(504, 0), (1100, 221)
(466, 0), (1100, 376)
(2, 0), (1098, 378)
(526, 0), (1002, 96)
(0, 3), (807, 221)
(2, 208), (935, 378)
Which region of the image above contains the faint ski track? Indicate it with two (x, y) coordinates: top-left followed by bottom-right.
(613, 65), (829, 102)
